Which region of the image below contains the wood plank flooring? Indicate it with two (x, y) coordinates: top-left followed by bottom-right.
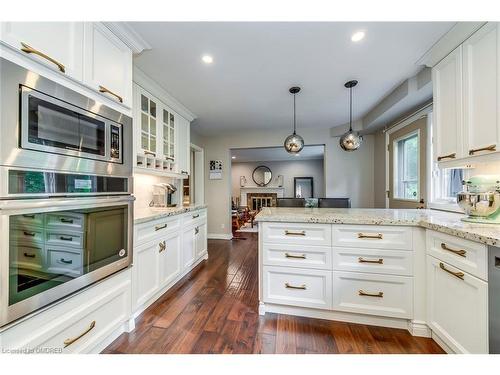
(103, 233), (444, 354)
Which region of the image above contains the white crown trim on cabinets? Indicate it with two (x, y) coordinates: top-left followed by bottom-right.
(102, 22), (152, 54)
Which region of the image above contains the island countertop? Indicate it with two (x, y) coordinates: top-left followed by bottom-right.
(255, 207), (500, 246)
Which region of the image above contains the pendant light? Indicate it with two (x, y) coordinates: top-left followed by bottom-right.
(339, 80), (363, 151)
(284, 86), (305, 154)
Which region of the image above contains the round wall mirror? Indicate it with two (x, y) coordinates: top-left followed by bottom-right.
(252, 166), (272, 187)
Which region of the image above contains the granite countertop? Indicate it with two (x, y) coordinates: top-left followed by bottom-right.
(135, 204), (207, 225)
(255, 207), (500, 246)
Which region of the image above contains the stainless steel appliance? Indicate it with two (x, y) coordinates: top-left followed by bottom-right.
(0, 57), (132, 178)
(151, 183), (177, 208)
(489, 246), (500, 353)
(457, 175), (500, 224)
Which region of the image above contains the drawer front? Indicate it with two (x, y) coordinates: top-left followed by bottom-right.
(46, 213), (85, 231)
(262, 222), (332, 246)
(332, 225), (413, 250)
(333, 247), (413, 276)
(46, 231), (84, 249)
(263, 243), (332, 270)
(332, 271), (413, 319)
(263, 266), (332, 309)
(11, 227), (44, 244)
(46, 248), (84, 277)
(10, 213), (44, 227)
(13, 242), (44, 271)
(426, 230), (487, 280)
(181, 209), (207, 227)
(135, 216), (181, 244)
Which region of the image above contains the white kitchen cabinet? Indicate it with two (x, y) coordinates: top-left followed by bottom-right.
(182, 226), (196, 269)
(133, 239), (161, 307)
(195, 222), (207, 258)
(83, 23), (133, 108)
(159, 231), (182, 287)
(426, 255), (488, 353)
(463, 22), (500, 157)
(0, 22), (84, 80)
(433, 46), (464, 162)
(176, 115), (191, 175)
(135, 85), (159, 157)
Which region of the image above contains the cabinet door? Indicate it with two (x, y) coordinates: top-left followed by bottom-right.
(176, 116), (191, 175)
(427, 255), (488, 353)
(133, 240), (160, 308)
(433, 46), (464, 162)
(195, 222), (207, 258)
(161, 108), (176, 164)
(159, 232), (181, 287)
(83, 23), (132, 107)
(182, 227), (196, 269)
(463, 22), (500, 157)
(0, 22), (84, 80)
(136, 86), (159, 157)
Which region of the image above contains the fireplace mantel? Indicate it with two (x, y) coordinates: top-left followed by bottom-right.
(240, 186), (284, 207)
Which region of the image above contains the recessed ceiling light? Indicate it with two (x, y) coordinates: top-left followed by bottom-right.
(231, 156), (236, 159)
(351, 31), (365, 42)
(202, 55), (213, 64)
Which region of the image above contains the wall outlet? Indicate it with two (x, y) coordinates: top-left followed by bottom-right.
(221, 224), (225, 229)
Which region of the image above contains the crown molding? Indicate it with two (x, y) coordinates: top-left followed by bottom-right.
(102, 22), (151, 54)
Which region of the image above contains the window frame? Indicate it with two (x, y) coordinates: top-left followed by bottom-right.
(393, 129), (420, 202)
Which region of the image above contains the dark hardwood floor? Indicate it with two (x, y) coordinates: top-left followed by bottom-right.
(103, 232), (444, 354)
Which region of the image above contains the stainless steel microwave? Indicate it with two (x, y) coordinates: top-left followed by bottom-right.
(0, 57), (132, 177)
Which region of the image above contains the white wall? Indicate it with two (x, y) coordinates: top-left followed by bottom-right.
(231, 159), (324, 199)
(197, 126), (374, 237)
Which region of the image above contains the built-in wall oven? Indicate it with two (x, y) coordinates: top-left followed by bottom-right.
(0, 58), (134, 327)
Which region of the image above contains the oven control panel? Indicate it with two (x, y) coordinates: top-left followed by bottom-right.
(110, 125), (121, 160)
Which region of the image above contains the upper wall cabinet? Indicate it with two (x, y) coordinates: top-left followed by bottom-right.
(0, 22), (84, 80)
(83, 23), (133, 108)
(433, 22), (500, 164)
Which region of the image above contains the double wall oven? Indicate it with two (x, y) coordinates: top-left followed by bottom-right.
(0, 58), (133, 327)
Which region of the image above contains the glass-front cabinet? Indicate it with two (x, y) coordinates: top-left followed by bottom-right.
(162, 109), (175, 162)
(140, 93), (157, 156)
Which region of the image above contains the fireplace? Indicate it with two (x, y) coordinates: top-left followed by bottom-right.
(247, 193), (277, 210)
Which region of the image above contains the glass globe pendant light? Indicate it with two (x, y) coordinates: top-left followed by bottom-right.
(284, 86), (305, 154)
(339, 80), (363, 151)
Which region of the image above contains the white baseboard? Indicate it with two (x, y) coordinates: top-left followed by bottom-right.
(407, 320), (432, 338)
(208, 233), (233, 240)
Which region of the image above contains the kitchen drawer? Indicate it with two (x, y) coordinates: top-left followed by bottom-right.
(46, 231), (84, 249)
(262, 243), (332, 270)
(46, 247), (84, 277)
(332, 270), (413, 319)
(426, 230), (487, 280)
(332, 225), (412, 250)
(135, 216), (181, 244)
(11, 226), (44, 244)
(181, 209), (207, 227)
(12, 242), (44, 271)
(262, 222), (332, 246)
(10, 213), (44, 228)
(46, 212), (85, 232)
(333, 247), (413, 276)
(262, 266), (332, 309)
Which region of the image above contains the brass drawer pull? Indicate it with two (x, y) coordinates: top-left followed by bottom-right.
(439, 262), (464, 280)
(285, 282), (307, 290)
(59, 236), (73, 241)
(358, 233), (383, 239)
(22, 214), (36, 219)
(98, 85), (123, 103)
(192, 214), (200, 219)
(20, 42), (66, 73)
(63, 320), (96, 348)
(440, 243), (466, 257)
(437, 152), (456, 161)
(358, 290), (383, 298)
(469, 144), (496, 155)
(60, 218), (74, 224)
(23, 231), (36, 237)
(144, 150), (156, 157)
(59, 258), (73, 264)
(284, 230), (306, 236)
(358, 257), (383, 264)
(165, 156), (175, 161)
(285, 252), (307, 259)
(158, 240), (166, 253)
(23, 252), (36, 258)
(155, 223), (167, 231)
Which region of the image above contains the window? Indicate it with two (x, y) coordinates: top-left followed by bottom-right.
(393, 132), (419, 200)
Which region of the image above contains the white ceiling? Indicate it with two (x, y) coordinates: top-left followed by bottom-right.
(130, 22), (454, 136)
(231, 145), (324, 162)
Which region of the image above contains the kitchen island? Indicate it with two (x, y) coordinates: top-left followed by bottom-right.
(255, 207), (499, 354)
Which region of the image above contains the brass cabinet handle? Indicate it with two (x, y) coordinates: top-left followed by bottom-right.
(285, 282), (307, 290)
(192, 214), (200, 219)
(20, 42), (66, 73)
(22, 214), (36, 219)
(181, 170), (189, 175)
(439, 262), (464, 280)
(59, 258), (73, 264)
(23, 231), (36, 237)
(158, 240), (166, 253)
(437, 152), (456, 161)
(165, 156), (175, 161)
(155, 223), (167, 231)
(98, 85), (123, 103)
(357, 233), (383, 239)
(144, 151), (156, 157)
(440, 243), (466, 257)
(284, 230), (306, 236)
(358, 257), (384, 264)
(358, 290), (384, 298)
(469, 144), (496, 155)
(195, 227), (199, 235)
(23, 252), (36, 258)
(60, 218), (74, 224)
(59, 236), (73, 241)
(285, 252), (307, 259)
(63, 321), (96, 348)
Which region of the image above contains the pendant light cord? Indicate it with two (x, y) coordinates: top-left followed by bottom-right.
(293, 93), (297, 135)
(349, 86), (353, 132)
